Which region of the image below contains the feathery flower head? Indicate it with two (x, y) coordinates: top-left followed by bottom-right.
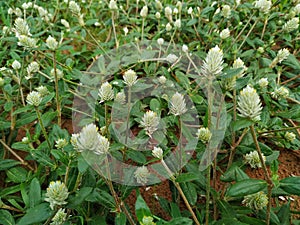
(276, 48), (290, 63)
(26, 91), (42, 106)
(155, 12), (161, 19)
(70, 133), (79, 150)
(115, 91), (126, 104)
(196, 127), (212, 143)
(243, 191), (268, 210)
(201, 45), (224, 77)
(157, 38), (164, 45)
(155, 1), (163, 11)
(50, 208), (68, 225)
(26, 62), (40, 78)
(14, 18), (31, 37)
(51, 68), (64, 80)
(182, 44), (188, 53)
(254, 0), (272, 14)
(169, 92), (187, 116)
(222, 5), (231, 18)
(22, 137), (30, 144)
(140, 5), (148, 18)
(141, 216), (156, 225)
(258, 78), (268, 88)
(233, 57), (247, 78)
(55, 138), (68, 149)
(134, 166), (150, 185)
(45, 181), (69, 210)
(98, 82), (114, 103)
(237, 85), (262, 121)
(123, 69), (138, 87)
(152, 147), (163, 159)
(166, 54), (178, 63)
(12, 60), (21, 70)
(36, 85), (49, 97)
(174, 19), (181, 28)
(285, 132), (296, 142)
(165, 6), (173, 21)
(140, 111), (160, 137)
(109, 0), (118, 10)
(271, 86), (289, 99)
(220, 28), (230, 39)
(69, 1), (81, 15)
(158, 76), (167, 84)
(46, 35), (58, 50)
(166, 23), (172, 31)
(283, 17), (299, 32)
(17, 35), (37, 48)
(245, 150), (265, 168)
(61, 19), (70, 30)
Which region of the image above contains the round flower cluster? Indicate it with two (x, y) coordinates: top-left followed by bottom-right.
(244, 150), (266, 169)
(134, 166), (150, 185)
(242, 191), (268, 210)
(45, 181), (69, 210)
(196, 127), (212, 144)
(169, 92), (187, 116)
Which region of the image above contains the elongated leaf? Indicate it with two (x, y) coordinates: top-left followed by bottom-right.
(181, 183), (197, 205)
(115, 212), (127, 225)
(29, 178), (41, 208)
(0, 159), (20, 171)
(6, 167), (28, 183)
(17, 203), (52, 225)
(227, 179), (267, 197)
(135, 194), (151, 222)
(0, 210), (15, 225)
(279, 176), (300, 195)
(175, 173), (199, 183)
(164, 217), (193, 225)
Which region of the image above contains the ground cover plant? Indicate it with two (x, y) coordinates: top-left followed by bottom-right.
(0, 0), (300, 224)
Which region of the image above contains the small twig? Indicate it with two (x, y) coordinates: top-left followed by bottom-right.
(280, 73), (300, 85)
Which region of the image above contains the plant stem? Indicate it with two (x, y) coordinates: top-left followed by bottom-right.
(258, 126), (300, 134)
(141, 18), (145, 41)
(250, 125), (273, 225)
(35, 106), (51, 152)
(125, 86), (132, 145)
(161, 159), (201, 225)
(237, 19), (259, 52)
(261, 16), (268, 40)
(111, 11), (119, 49)
(205, 165), (211, 225)
(53, 51), (61, 127)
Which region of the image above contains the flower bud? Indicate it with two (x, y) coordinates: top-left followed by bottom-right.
(123, 69), (138, 87)
(50, 208), (68, 225)
(152, 147), (163, 159)
(174, 19), (181, 28)
(284, 132), (296, 142)
(26, 91), (42, 106)
(169, 92), (187, 116)
(283, 17), (299, 32)
(45, 181), (69, 210)
(245, 150), (265, 168)
(243, 191), (268, 210)
(220, 28), (230, 39)
(134, 166), (150, 185)
(109, 0), (118, 10)
(140, 5), (148, 18)
(258, 78), (268, 88)
(55, 138), (68, 149)
(98, 82), (114, 103)
(157, 38), (164, 45)
(271, 86), (289, 99)
(46, 35), (58, 50)
(12, 60), (21, 70)
(196, 127), (212, 143)
(222, 5), (231, 18)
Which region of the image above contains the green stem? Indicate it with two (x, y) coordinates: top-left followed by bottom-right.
(250, 125), (273, 225)
(258, 126), (300, 134)
(205, 165), (211, 225)
(111, 11), (119, 49)
(237, 19), (259, 52)
(53, 51), (61, 127)
(261, 16), (268, 40)
(125, 86), (132, 145)
(35, 107), (51, 152)
(141, 18), (145, 41)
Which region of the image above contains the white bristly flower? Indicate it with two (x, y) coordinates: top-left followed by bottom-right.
(169, 92), (187, 116)
(196, 127), (212, 143)
(166, 54), (178, 63)
(26, 62), (40, 78)
(220, 28), (230, 39)
(51, 68), (64, 80)
(165, 6), (172, 22)
(233, 57), (247, 78)
(115, 91), (126, 104)
(109, 0), (118, 10)
(46, 35), (59, 50)
(55, 138), (68, 149)
(61, 19), (70, 30)
(98, 82), (114, 103)
(70, 133), (79, 150)
(285, 132), (296, 142)
(158, 76), (166, 84)
(152, 147), (163, 159)
(157, 38), (164, 45)
(155, 0), (163, 11)
(166, 22), (172, 31)
(12, 60), (21, 70)
(140, 110), (160, 137)
(36, 85), (49, 97)
(258, 78), (269, 88)
(155, 12), (161, 19)
(141, 216), (156, 225)
(237, 85), (262, 121)
(222, 5), (231, 18)
(271, 86), (289, 99)
(293, 4), (300, 14)
(69, 1), (81, 15)
(283, 17), (299, 32)
(14, 18), (31, 37)
(277, 48), (290, 63)
(245, 150), (265, 168)
(26, 91), (42, 106)
(140, 5), (148, 18)
(188, 7), (193, 15)
(254, 0), (272, 14)
(201, 45), (224, 77)
(123, 69), (138, 86)
(134, 166), (150, 185)
(242, 191), (268, 210)
(45, 181), (69, 210)
(174, 19), (181, 29)
(50, 208), (68, 225)
(123, 27), (129, 35)
(17, 35), (37, 48)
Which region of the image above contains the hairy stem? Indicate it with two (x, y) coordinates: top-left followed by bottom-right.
(35, 106), (51, 152)
(53, 51), (61, 127)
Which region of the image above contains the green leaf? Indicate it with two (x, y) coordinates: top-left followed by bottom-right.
(164, 217), (193, 225)
(214, 218), (248, 225)
(266, 151), (280, 164)
(150, 99), (161, 113)
(4, 102), (13, 112)
(175, 71), (190, 90)
(17, 203), (52, 225)
(279, 176), (300, 195)
(115, 212), (127, 225)
(221, 165), (249, 182)
(277, 203), (290, 225)
(0, 210), (15, 225)
(237, 215), (265, 225)
(186, 18), (197, 26)
(6, 167), (28, 183)
(232, 119), (253, 131)
(180, 183), (197, 205)
(135, 194), (151, 222)
(170, 202), (181, 218)
(0, 159), (21, 171)
(78, 155), (89, 173)
(227, 179), (268, 197)
(217, 200), (236, 217)
(220, 68), (243, 79)
(29, 178), (41, 208)
(68, 187), (93, 208)
(175, 173), (199, 183)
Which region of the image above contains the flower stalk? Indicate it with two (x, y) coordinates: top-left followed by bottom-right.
(35, 106), (51, 151)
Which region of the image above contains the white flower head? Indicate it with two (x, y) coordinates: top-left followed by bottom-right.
(293, 4), (300, 14)
(46, 35), (58, 50)
(276, 48), (290, 63)
(45, 181), (69, 210)
(258, 78), (268, 88)
(152, 147), (163, 159)
(17, 35), (37, 48)
(155, 0), (163, 11)
(140, 110), (160, 137)
(22, 137), (30, 144)
(14, 18), (31, 37)
(158, 76), (166, 84)
(196, 127), (212, 143)
(187, 7), (193, 15)
(115, 91), (126, 104)
(157, 38), (164, 45)
(233, 57), (247, 78)
(50, 208), (68, 225)
(174, 19), (181, 29)
(55, 138), (68, 149)
(220, 28), (230, 39)
(155, 12), (161, 19)
(26, 91), (42, 106)
(123, 69), (138, 86)
(243, 191), (268, 210)
(70, 133), (79, 150)
(285, 132), (296, 142)
(12, 60), (21, 70)
(140, 5), (148, 18)
(283, 17), (299, 32)
(123, 27), (129, 35)
(98, 82), (114, 103)
(173, 8), (179, 15)
(61, 19), (70, 30)
(51, 68), (64, 80)
(169, 92), (187, 116)
(254, 0), (272, 14)
(69, 0), (81, 15)
(36, 85), (49, 97)
(109, 0), (118, 10)
(134, 166), (150, 185)
(142, 216), (156, 225)
(201, 45), (224, 77)
(26, 62), (40, 78)
(245, 150), (265, 168)
(222, 5), (231, 18)
(165, 6), (172, 21)
(166, 54), (178, 64)
(237, 85), (262, 121)
(166, 22), (172, 31)
(271, 86), (289, 99)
